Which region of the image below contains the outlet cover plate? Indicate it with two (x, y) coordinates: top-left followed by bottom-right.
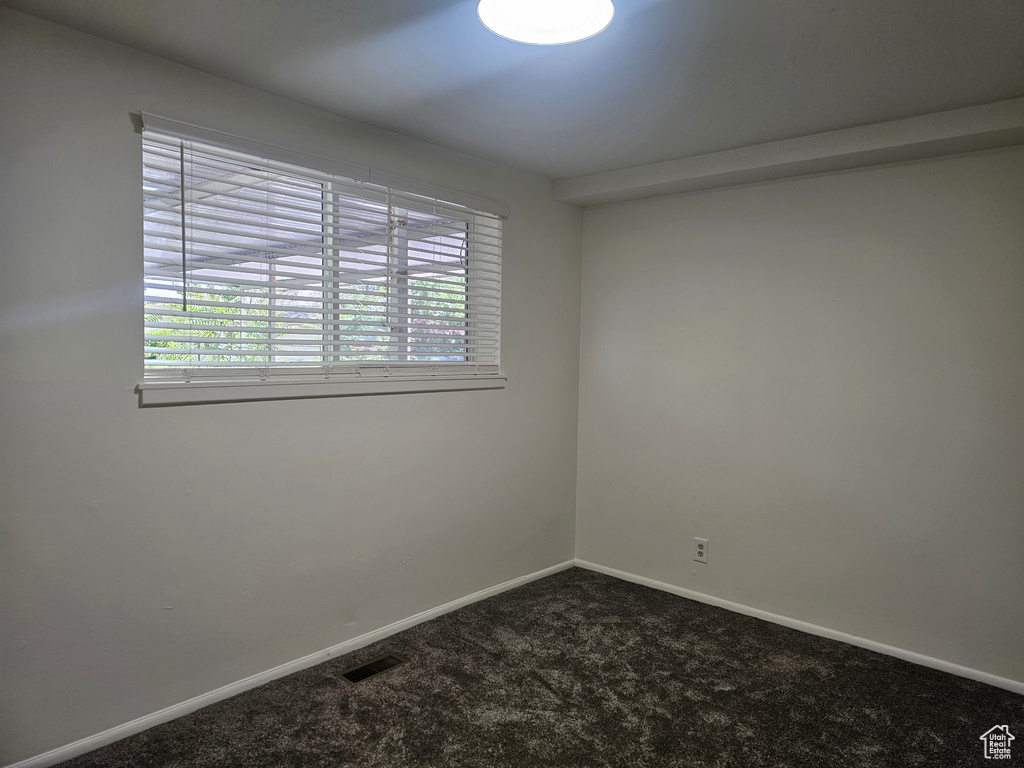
(694, 537), (708, 563)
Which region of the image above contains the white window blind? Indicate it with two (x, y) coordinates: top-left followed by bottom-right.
(142, 131), (502, 384)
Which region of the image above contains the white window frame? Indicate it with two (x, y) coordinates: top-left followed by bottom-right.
(135, 116), (506, 406)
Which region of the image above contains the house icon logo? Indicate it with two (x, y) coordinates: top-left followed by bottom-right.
(980, 725), (1014, 759)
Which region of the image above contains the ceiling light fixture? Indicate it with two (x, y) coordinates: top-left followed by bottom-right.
(477, 0), (615, 46)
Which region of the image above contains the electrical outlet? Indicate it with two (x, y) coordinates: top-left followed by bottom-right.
(694, 537), (708, 563)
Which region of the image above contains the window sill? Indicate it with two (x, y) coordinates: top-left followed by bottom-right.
(136, 374), (506, 407)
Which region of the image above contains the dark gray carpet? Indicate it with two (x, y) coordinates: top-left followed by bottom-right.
(57, 567), (1022, 767)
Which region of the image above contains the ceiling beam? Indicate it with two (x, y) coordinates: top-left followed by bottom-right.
(552, 97), (1024, 207)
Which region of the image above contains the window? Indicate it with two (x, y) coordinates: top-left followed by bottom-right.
(140, 127), (502, 403)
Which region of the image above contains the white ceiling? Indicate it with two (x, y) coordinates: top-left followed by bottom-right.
(6, 0), (1024, 179)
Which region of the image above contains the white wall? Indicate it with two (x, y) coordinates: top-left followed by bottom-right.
(577, 149), (1024, 682)
(0, 10), (581, 764)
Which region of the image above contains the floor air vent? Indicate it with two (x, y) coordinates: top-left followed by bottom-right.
(341, 654), (407, 684)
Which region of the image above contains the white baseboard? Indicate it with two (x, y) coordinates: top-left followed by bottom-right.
(575, 558), (1024, 696)
(6, 560), (575, 768)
